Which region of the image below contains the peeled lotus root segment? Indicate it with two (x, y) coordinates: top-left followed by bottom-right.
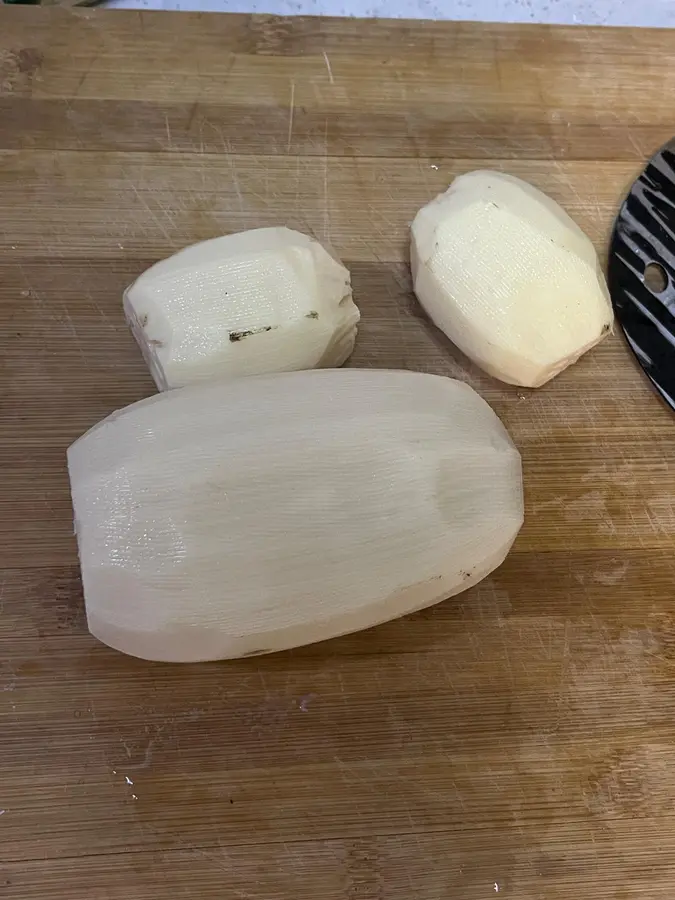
(411, 170), (613, 387)
(67, 369), (524, 663)
(124, 226), (360, 390)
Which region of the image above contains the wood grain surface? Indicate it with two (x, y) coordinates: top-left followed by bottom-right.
(2, 8), (675, 898)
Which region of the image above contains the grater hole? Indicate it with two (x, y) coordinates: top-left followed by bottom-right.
(644, 262), (668, 294)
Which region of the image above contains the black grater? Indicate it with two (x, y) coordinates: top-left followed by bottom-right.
(608, 139), (675, 410)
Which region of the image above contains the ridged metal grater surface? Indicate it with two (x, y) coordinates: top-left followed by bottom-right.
(608, 139), (675, 410)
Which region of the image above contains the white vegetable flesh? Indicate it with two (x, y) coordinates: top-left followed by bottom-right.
(68, 369), (523, 663)
(124, 227), (360, 390)
(411, 170), (613, 387)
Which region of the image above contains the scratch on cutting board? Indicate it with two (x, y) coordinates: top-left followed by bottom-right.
(73, 53), (97, 100)
(294, 155), (301, 216)
(417, 157), (432, 199)
(202, 119), (244, 211)
(90, 297), (116, 331)
(564, 490), (606, 521)
(125, 738), (155, 771)
(531, 496), (565, 514)
(322, 118), (330, 243)
(626, 129), (644, 160)
(370, 205), (397, 232)
(645, 495), (675, 533)
(286, 80), (295, 153)
(129, 182), (176, 248)
(139, 821), (253, 898)
(556, 620), (572, 711)
(61, 303), (89, 369)
(465, 106), (488, 125)
(322, 49), (334, 84)
(593, 559), (629, 585)
(393, 68), (410, 103)
(391, 287), (411, 366)
(532, 620), (555, 662)
(197, 116), (206, 163)
(581, 461), (639, 488)
(552, 160), (583, 206)
(164, 113), (173, 151)
(362, 205), (390, 243)
(188, 846), (253, 898)
(73, 269), (117, 330)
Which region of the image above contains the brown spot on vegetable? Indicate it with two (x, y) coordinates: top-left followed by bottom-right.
(240, 648), (272, 657)
(149, 338), (164, 347)
(229, 325), (276, 342)
(305, 310), (319, 319)
(140, 314), (149, 327)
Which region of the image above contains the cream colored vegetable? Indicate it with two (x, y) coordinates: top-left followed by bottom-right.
(67, 369), (523, 663)
(124, 227), (359, 390)
(411, 170), (613, 387)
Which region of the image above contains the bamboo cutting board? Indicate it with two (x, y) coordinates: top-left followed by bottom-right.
(3, 8), (675, 898)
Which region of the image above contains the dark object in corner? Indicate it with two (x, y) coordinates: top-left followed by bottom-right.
(608, 138), (675, 412)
